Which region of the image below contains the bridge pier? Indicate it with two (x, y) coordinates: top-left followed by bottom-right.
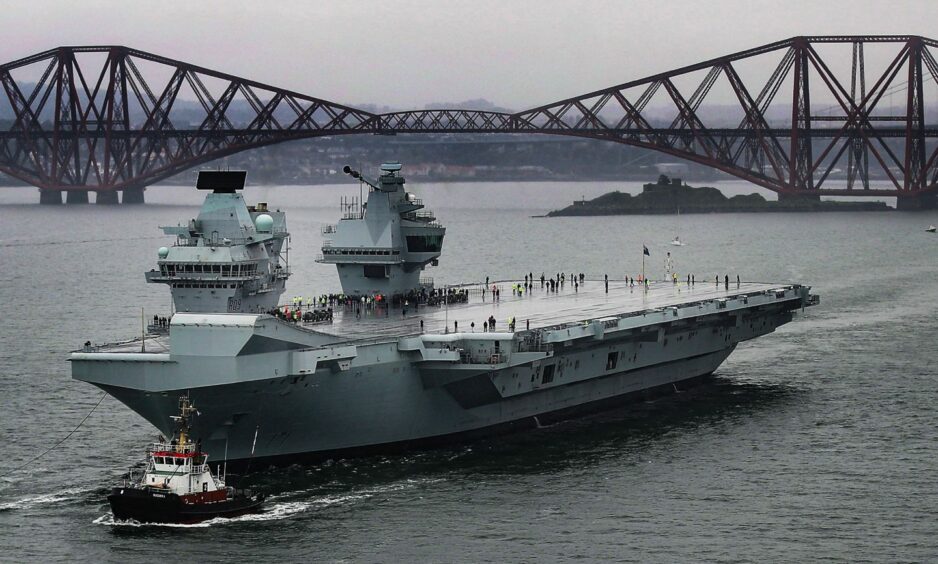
(95, 190), (119, 205)
(896, 192), (937, 210)
(65, 190), (89, 204)
(38, 189), (62, 205)
(121, 186), (145, 204)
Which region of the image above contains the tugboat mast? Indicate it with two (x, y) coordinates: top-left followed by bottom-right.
(171, 395), (197, 450)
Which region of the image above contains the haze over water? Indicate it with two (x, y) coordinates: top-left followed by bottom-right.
(1, 180), (937, 562)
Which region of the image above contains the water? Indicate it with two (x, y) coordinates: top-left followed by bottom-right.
(1, 180), (937, 562)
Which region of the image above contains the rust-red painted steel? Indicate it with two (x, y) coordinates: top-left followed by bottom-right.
(0, 37), (937, 199)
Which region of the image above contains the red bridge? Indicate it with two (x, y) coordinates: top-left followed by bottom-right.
(3, 36), (938, 208)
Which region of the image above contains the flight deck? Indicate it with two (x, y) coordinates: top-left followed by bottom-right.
(309, 279), (795, 341)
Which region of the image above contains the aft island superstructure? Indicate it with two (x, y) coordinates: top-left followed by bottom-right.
(317, 163), (444, 298)
(72, 164), (819, 467)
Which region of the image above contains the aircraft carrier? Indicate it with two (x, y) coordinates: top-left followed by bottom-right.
(71, 165), (819, 467)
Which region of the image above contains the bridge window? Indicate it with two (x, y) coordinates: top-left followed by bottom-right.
(222, 265), (231, 276)
(154, 456), (164, 464)
(407, 235), (442, 253)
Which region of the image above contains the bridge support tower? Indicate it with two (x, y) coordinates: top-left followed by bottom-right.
(96, 190), (119, 205)
(896, 192), (937, 210)
(38, 189), (62, 205)
(122, 187), (146, 204)
(65, 191), (89, 204)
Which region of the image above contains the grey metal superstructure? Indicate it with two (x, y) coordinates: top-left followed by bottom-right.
(145, 171), (290, 313)
(72, 164), (819, 467)
(317, 163), (444, 298)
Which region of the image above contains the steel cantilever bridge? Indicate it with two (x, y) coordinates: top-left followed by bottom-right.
(3, 35), (938, 208)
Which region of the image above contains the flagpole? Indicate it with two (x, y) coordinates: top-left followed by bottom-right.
(641, 242), (645, 283)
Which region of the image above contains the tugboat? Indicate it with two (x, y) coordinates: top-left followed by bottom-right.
(107, 396), (264, 524)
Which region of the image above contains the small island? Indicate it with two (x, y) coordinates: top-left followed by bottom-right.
(547, 175), (892, 216)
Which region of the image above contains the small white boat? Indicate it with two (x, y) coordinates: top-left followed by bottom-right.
(927, 225), (936, 233)
(670, 236), (685, 246)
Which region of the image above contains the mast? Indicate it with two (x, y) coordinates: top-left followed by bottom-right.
(173, 395), (197, 449)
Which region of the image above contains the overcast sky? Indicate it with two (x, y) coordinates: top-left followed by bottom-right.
(4, 0), (938, 111)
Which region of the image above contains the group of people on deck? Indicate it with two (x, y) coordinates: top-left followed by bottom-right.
(267, 267), (745, 332)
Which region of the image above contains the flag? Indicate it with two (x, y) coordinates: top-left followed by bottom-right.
(643, 245), (650, 256)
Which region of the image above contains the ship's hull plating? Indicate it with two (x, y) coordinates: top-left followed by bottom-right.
(96, 339), (740, 465)
(108, 352), (726, 470)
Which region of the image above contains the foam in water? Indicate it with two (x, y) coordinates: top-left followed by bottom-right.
(0, 487), (92, 512)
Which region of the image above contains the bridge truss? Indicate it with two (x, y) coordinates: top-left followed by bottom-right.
(2, 37), (938, 206)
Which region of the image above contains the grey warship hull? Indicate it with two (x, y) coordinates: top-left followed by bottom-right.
(71, 165), (817, 466)
(72, 280), (815, 466)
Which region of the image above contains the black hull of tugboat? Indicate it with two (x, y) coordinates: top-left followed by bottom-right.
(107, 487), (264, 524)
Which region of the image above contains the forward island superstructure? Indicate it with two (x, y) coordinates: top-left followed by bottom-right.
(72, 164), (819, 467)
(144, 171), (290, 313)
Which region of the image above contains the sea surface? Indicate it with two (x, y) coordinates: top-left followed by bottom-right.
(1, 179), (937, 563)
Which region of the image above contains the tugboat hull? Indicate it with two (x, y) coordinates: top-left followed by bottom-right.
(108, 487), (264, 524)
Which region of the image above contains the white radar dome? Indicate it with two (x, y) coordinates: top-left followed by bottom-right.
(158, 246), (170, 259)
(255, 214), (274, 233)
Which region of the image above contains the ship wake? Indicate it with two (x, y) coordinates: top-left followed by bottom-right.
(0, 487), (95, 512)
